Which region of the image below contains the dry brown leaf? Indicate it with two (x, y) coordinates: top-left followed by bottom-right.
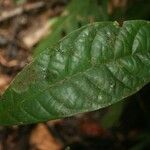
(30, 124), (62, 150)
(108, 0), (127, 14)
(79, 119), (105, 137)
(21, 21), (50, 49)
(0, 54), (19, 67)
(47, 119), (62, 126)
(0, 74), (12, 95)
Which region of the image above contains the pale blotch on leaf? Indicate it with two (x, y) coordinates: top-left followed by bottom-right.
(11, 67), (38, 93)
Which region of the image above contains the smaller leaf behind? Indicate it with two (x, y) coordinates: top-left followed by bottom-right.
(33, 0), (108, 56)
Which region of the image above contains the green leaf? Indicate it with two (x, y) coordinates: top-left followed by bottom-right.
(0, 20), (150, 125)
(13, 0), (26, 5)
(101, 100), (125, 128)
(34, 0), (108, 56)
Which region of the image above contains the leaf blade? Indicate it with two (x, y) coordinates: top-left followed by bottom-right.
(0, 20), (150, 125)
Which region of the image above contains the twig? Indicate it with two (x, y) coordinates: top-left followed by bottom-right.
(0, 1), (46, 22)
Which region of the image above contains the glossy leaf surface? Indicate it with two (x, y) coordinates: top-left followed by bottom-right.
(0, 20), (150, 125)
